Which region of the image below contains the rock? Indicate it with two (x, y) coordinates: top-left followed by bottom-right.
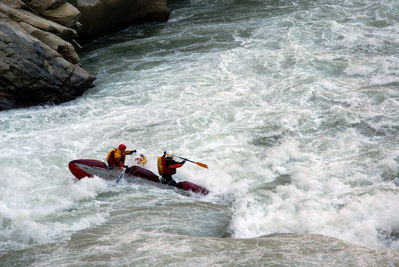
(2, 0), (25, 9)
(19, 21), (80, 64)
(69, 0), (170, 41)
(146, 0), (170, 22)
(0, 3), (77, 40)
(0, 20), (94, 110)
(41, 2), (80, 28)
(0, 0), (173, 110)
(25, 0), (66, 13)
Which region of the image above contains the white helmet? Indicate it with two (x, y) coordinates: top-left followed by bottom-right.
(166, 151), (174, 159)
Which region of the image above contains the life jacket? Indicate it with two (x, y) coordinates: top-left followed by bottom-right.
(107, 148), (126, 167)
(157, 156), (175, 175)
(157, 156), (184, 175)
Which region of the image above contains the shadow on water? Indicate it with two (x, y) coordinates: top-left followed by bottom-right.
(79, 22), (166, 54)
(377, 228), (399, 248)
(251, 132), (291, 148)
(248, 174), (292, 194)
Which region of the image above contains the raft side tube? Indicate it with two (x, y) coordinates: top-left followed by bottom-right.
(177, 181), (209, 195)
(128, 165), (160, 183)
(68, 159), (107, 179)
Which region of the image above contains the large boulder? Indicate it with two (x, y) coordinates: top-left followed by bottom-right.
(68, 0), (170, 41)
(0, 20), (94, 110)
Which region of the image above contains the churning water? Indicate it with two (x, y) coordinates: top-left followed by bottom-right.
(2, 0), (399, 265)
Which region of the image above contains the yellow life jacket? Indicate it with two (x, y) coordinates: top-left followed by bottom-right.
(157, 156), (164, 175)
(106, 149), (115, 163)
(106, 148), (124, 166)
(140, 155), (147, 165)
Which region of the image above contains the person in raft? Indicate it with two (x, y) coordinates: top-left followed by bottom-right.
(135, 154), (148, 166)
(157, 151), (185, 186)
(106, 144), (136, 169)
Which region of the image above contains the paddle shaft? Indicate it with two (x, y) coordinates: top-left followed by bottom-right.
(175, 156), (208, 169)
(116, 168), (126, 183)
(116, 151), (136, 183)
(175, 156), (194, 163)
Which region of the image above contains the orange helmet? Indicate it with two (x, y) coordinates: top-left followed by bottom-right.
(118, 144), (126, 152)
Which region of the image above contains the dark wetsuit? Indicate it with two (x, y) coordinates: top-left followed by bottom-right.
(161, 157), (185, 186)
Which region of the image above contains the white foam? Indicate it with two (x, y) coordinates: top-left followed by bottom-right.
(2, 0), (399, 252)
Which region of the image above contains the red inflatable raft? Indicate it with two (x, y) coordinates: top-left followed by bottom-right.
(69, 159), (209, 196)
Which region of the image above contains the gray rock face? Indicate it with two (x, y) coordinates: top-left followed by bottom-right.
(0, 20), (94, 110)
(0, 1), (94, 110)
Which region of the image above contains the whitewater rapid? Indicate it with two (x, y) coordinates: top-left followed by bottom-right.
(2, 0), (399, 265)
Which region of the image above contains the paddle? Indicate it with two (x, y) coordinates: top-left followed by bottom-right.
(175, 156), (208, 169)
(116, 167), (126, 183)
(116, 150), (136, 183)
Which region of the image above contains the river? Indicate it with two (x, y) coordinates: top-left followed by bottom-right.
(1, 0), (399, 265)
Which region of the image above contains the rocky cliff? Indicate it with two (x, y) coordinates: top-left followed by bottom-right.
(0, 0), (170, 110)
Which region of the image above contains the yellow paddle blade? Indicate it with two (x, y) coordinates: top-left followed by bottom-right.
(195, 162), (208, 169)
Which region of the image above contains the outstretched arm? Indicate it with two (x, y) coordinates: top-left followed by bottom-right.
(125, 150), (137, 155)
(166, 159), (185, 169)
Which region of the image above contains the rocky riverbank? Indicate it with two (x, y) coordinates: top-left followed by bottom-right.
(0, 0), (170, 110)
